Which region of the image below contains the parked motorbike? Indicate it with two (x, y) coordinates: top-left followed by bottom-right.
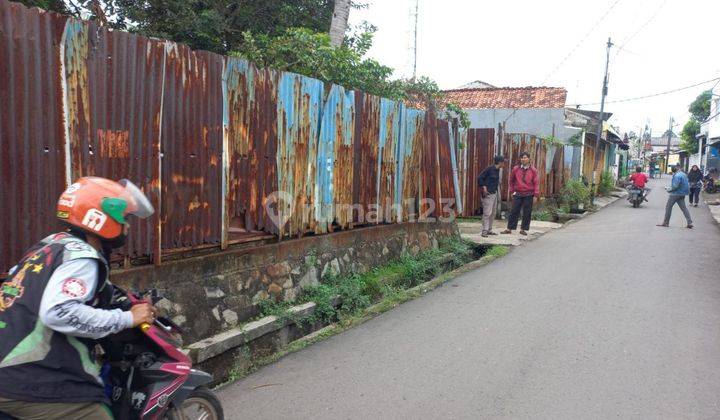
(627, 185), (645, 208)
(101, 287), (224, 420)
(705, 179), (719, 194)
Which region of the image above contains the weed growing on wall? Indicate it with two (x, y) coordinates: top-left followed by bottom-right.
(257, 238), (477, 325)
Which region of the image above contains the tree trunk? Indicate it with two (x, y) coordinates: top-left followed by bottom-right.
(329, 0), (351, 47)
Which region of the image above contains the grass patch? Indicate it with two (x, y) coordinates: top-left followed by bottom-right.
(531, 209), (553, 221)
(485, 245), (509, 258)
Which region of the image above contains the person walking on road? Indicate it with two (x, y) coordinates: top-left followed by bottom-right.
(477, 155), (505, 237)
(502, 151), (539, 236)
(657, 165), (693, 229)
(688, 165), (703, 207)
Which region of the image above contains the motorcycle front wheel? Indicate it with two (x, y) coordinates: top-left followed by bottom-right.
(164, 387), (224, 420)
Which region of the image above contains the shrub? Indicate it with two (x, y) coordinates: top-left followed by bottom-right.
(597, 171), (615, 196)
(559, 179), (592, 210)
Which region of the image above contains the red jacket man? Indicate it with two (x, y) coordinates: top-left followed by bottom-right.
(509, 163), (540, 196)
(502, 152), (538, 235)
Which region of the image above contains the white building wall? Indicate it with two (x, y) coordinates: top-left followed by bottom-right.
(465, 108), (580, 141)
(708, 84), (720, 141)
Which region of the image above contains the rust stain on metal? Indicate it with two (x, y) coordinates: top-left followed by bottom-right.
(97, 129), (130, 158)
(224, 57), (279, 239)
(0, 1), (69, 272)
(353, 93), (380, 223)
(63, 18), (164, 259)
(161, 44), (223, 248)
(460, 128), (494, 216)
(2, 1), (478, 271)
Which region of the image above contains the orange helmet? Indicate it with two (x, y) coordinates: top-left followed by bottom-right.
(56, 177), (154, 240)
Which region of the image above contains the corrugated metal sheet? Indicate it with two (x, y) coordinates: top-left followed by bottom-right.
(377, 98), (400, 223)
(459, 128), (494, 216)
(354, 93), (380, 222)
(276, 71), (322, 236)
(223, 57), (278, 240)
(437, 119), (457, 217)
(0, 2), (68, 272)
(420, 109), (440, 219)
(2, 1), (470, 272)
(328, 85), (355, 230)
(316, 83), (340, 232)
(448, 121), (462, 214)
(397, 107), (424, 221)
(63, 19), (164, 260)
(161, 44), (224, 249)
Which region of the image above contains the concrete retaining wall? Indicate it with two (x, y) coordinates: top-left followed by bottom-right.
(112, 222), (458, 343)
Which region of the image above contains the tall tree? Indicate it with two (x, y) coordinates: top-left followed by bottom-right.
(114, 0), (335, 54)
(15, 0), (335, 54)
(329, 0), (351, 46)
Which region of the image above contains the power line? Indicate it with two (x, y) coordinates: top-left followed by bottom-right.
(569, 77), (720, 107)
(614, 0), (667, 58)
(541, 0), (622, 84)
(703, 110), (720, 124)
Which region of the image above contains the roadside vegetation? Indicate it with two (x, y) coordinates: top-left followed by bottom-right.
(220, 240), (509, 383)
(256, 238), (480, 327)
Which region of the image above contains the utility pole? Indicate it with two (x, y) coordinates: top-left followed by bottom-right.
(592, 37), (613, 192)
(410, 0), (419, 80)
(665, 116), (673, 174)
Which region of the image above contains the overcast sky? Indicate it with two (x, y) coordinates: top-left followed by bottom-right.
(349, 0), (720, 137)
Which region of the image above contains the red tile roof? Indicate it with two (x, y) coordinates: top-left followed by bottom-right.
(442, 86), (567, 109)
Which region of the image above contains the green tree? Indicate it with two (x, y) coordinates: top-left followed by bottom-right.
(16, 0), (335, 54)
(679, 119), (700, 154)
(679, 90), (711, 154)
(689, 90), (712, 121)
(15, 0), (70, 14)
(114, 0), (336, 54)
(235, 25), (470, 127)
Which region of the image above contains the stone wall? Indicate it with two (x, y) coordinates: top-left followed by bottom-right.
(112, 222), (458, 343)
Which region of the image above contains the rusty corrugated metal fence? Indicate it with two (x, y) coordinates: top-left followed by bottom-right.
(0, 1), (465, 271)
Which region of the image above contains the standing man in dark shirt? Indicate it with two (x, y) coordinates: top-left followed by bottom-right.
(477, 155), (505, 237)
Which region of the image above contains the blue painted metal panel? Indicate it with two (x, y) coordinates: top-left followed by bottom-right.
(377, 98), (401, 222)
(447, 121), (462, 214)
(316, 84), (341, 231)
(276, 71), (323, 236)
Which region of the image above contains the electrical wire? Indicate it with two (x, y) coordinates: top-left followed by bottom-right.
(613, 0), (667, 58)
(568, 77), (720, 107)
(540, 0), (623, 84)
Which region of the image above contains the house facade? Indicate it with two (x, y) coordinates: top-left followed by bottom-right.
(443, 86), (581, 145)
(704, 84), (720, 173)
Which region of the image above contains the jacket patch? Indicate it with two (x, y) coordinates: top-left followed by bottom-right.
(0, 263), (31, 312)
(65, 242), (92, 252)
(61, 278), (88, 298)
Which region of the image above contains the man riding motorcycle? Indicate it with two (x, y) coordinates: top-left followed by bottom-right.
(0, 177), (157, 420)
(627, 166), (650, 202)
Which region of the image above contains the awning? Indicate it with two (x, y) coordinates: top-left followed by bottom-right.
(602, 122), (622, 143)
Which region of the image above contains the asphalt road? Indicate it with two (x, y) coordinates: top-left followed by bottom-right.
(218, 178), (720, 419)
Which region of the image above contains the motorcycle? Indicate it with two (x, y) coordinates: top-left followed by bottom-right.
(627, 185), (645, 208)
(0, 288), (223, 420)
(705, 178), (719, 194)
(100, 288), (224, 420)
